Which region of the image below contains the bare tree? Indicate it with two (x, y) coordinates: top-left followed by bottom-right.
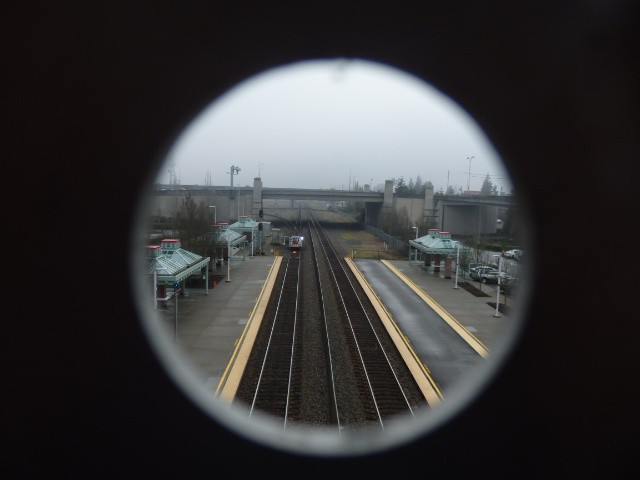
(467, 234), (489, 291)
(456, 246), (473, 280)
(174, 195), (219, 258)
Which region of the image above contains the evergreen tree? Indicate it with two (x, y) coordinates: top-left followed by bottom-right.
(407, 177), (415, 194)
(415, 175), (425, 195)
(480, 174), (493, 195)
(395, 177), (409, 194)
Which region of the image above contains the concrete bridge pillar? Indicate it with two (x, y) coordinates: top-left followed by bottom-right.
(382, 179), (394, 221)
(423, 185), (436, 227)
(253, 177), (262, 217)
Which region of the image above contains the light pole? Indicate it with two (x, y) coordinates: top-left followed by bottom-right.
(226, 233), (231, 282)
(467, 155), (474, 192)
(493, 255), (503, 317)
(153, 269), (158, 309)
(454, 244), (460, 289)
(209, 206), (217, 265)
(411, 226), (418, 262)
(174, 290), (178, 341)
(249, 224), (254, 259)
(173, 282), (180, 341)
(228, 164), (241, 220)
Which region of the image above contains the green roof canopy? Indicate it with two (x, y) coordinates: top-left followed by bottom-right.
(409, 229), (461, 255)
(146, 239), (210, 284)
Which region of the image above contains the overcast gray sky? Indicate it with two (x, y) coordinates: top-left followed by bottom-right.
(156, 59), (512, 194)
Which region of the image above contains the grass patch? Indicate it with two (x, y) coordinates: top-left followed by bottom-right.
(339, 232), (358, 241)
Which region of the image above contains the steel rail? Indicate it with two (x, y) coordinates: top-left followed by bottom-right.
(308, 218), (342, 432)
(310, 213), (416, 427)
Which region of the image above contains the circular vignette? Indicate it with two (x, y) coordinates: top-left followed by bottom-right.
(129, 58), (534, 458)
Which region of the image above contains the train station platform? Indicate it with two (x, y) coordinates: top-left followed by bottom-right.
(153, 255), (279, 396)
(151, 252), (524, 398)
(380, 259), (517, 351)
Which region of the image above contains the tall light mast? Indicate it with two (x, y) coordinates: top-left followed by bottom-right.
(228, 165), (241, 221)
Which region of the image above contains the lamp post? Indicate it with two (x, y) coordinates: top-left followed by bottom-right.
(226, 233), (231, 282)
(209, 206), (217, 265)
(174, 289), (178, 341)
(153, 269), (157, 309)
(493, 255), (503, 317)
(250, 224), (255, 259)
(208, 205), (216, 225)
(228, 164), (241, 221)
(238, 194), (245, 219)
(453, 244), (460, 289)
(173, 282), (180, 341)
(411, 226), (418, 262)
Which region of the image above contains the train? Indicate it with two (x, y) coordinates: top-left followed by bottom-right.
(284, 235), (303, 252)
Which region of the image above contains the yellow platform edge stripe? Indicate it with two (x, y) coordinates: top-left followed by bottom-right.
(380, 259), (489, 358)
(215, 256), (283, 403)
(344, 257), (443, 406)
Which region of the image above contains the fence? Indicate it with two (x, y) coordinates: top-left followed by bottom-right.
(350, 248), (399, 260)
(362, 224), (410, 258)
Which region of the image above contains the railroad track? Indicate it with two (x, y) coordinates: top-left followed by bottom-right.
(233, 209), (427, 431)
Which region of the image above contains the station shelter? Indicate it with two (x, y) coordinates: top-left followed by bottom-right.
(408, 229), (461, 278)
(146, 238), (210, 307)
(213, 225), (247, 265)
(228, 216), (272, 256)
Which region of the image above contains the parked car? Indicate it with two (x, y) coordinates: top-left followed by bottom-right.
(470, 266), (499, 280)
(480, 271), (515, 284)
(503, 249), (524, 260)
